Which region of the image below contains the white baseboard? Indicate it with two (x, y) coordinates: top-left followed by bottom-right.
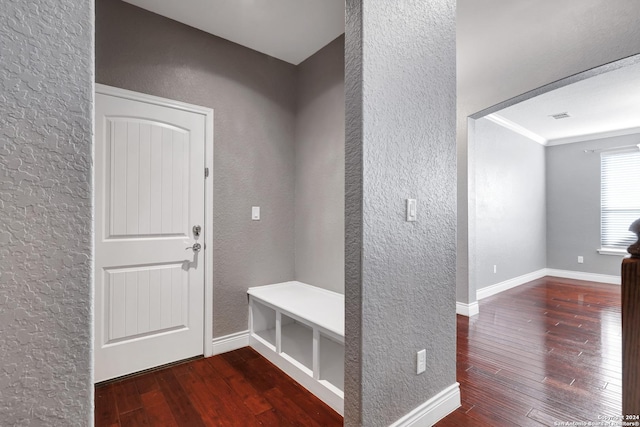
(250, 336), (344, 415)
(477, 268), (547, 300)
(475, 268), (621, 302)
(545, 268), (620, 285)
(389, 382), (460, 427)
(456, 301), (479, 317)
(211, 330), (249, 356)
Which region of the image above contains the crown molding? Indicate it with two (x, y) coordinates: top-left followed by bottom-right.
(485, 113), (548, 145)
(546, 126), (640, 146)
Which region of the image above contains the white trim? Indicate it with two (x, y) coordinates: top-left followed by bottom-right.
(545, 268), (620, 285)
(546, 126), (640, 146)
(456, 301), (479, 317)
(95, 84), (216, 358)
(250, 337), (344, 415)
(212, 330), (250, 355)
(484, 115), (640, 148)
(95, 84), (214, 116)
(389, 382), (460, 427)
(485, 113), (547, 145)
(477, 269), (547, 300)
(597, 247), (629, 256)
(203, 99), (215, 357)
(475, 268), (621, 301)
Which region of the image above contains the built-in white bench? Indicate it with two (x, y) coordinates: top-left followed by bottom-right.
(247, 281), (344, 415)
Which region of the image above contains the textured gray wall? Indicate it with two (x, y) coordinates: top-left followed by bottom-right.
(474, 118), (546, 290)
(294, 36), (345, 294)
(457, 0), (640, 304)
(546, 135), (634, 275)
(0, 0), (93, 425)
(96, 0), (297, 337)
(345, 0), (457, 425)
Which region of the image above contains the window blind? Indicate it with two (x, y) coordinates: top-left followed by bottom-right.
(601, 149), (640, 249)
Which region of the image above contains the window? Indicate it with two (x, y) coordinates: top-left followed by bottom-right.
(601, 149), (640, 250)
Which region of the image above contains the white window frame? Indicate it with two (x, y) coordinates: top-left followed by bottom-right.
(599, 148), (640, 256)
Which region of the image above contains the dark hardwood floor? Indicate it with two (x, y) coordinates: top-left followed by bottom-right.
(437, 276), (622, 426)
(96, 276), (621, 426)
(95, 346), (343, 426)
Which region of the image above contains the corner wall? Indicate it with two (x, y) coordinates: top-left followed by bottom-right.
(345, 0), (457, 425)
(474, 118), (546, 290)
(294, 36), (345, 294)
(0, 0), (93, 424)
(96, 0), (298, 337)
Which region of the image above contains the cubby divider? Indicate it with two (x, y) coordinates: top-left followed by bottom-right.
(248, 281), (344, 415)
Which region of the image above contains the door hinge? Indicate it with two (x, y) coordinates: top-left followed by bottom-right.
(205, 167), (209, 178)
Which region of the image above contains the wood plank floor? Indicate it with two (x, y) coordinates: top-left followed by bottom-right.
(437, 276), (622, 426)
(96, 276), (621, 426)
(95, 346), (343, 426)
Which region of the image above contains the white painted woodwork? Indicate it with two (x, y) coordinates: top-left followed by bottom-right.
(248, 281), (344, 414)
(95, 87), (210, 382)
(211, 330), (250, 356)
(248, 281), (344, 339)
(388, 383), (461, 427)
(319, 334), (344, 392)
(280, 320), (313, 372)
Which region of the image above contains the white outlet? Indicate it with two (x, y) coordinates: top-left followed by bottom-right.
(493, 265), (497, 274)
(252, 206), (260, 220)
(578, 256), (584, 264)
(417, 349), (426, 374)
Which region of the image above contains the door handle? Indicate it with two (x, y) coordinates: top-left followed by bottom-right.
(186, 243), (202, 252)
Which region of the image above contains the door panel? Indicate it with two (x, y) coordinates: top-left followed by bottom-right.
(107, 120), (189, 238)
(95, 90), (206, 382)
(104, 263), (188, 343)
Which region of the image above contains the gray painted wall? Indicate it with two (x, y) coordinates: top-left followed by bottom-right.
(474, 118), (547, 290)
(96, 0), (297, 337)
(345, 0), (457, 425)
(294, 36), (345, 294)
(0, 0), (93, 424)
(457, 0), (640, 304)
(546, 135), (635, 275)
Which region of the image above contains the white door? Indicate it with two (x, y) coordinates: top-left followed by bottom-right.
(95, 87), (209, 382)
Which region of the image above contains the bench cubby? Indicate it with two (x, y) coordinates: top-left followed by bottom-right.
(247, 281), (344, 415)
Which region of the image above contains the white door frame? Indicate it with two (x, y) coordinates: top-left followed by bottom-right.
(95, 83), (215, 358)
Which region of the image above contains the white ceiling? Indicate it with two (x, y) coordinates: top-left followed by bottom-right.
(488, 62), (640, 145)
(122, 0), (345, 65)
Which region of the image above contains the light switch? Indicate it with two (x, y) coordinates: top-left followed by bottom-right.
(417, 349), (426, 374)
(406, 199), (417, 222)
(252, 206), (260, 220)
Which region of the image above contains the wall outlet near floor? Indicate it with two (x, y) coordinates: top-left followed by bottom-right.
(416, 349), (426, 374)
(578, 256), (584, 264)
(252, 206), (260, 220)
(493, 265), (497, 274)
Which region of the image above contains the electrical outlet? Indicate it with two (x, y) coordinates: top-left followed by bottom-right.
(417, 349), (426, 374)
(493, 265), (497, 274)
(578, 256), (584, 264)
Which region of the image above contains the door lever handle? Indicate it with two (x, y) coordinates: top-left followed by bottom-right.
(186, 243), (202, 252)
